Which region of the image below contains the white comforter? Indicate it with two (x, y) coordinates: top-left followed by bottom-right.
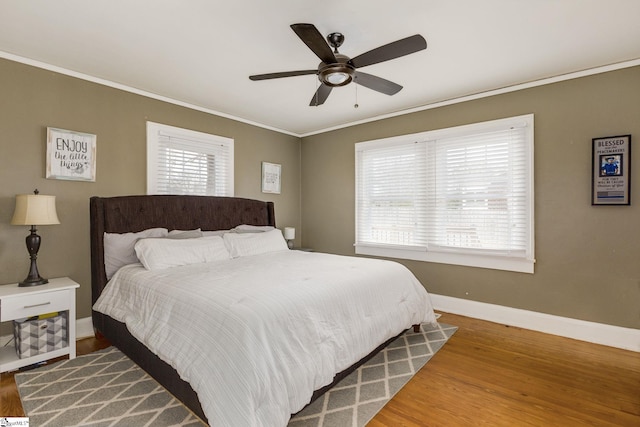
(93, 250), (436, 427)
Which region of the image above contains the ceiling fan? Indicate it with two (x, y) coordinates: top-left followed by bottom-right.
(249, 23), (427, 106)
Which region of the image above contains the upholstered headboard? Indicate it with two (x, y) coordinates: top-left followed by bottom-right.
(90, 195), (276, 304)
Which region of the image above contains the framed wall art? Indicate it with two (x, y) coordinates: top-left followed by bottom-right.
(591, 134), (631, 205)
(46, 127), (97, 181)
(261, 161), (281, 194)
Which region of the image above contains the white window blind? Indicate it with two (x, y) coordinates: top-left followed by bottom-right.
(356, 139), (428, 250)
(355, 114), (534, 273)
(427, 125), (529, 255)
(147, 122), (234, 196)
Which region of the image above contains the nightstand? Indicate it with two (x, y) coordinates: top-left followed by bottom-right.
(0, 277), (79, 373)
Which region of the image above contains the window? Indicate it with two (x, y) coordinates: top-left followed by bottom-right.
(355, 114), (534, 273)
(147, 122), (234, 196)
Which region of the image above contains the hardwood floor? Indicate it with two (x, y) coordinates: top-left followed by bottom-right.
(371, 313), (640, 427)
(1, 312), (638, 425)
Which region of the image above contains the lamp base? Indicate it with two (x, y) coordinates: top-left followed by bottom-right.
(19, 226), (49, 287)
(19, 276), (49, 287)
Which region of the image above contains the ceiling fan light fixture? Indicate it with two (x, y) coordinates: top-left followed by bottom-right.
(326, 71), (350, 85)
(319, 63), (354, 87)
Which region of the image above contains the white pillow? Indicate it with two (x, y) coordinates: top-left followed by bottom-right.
(104, 228), (168, 279)
(168, 228), (203, 239)
(233, 224), (275, 233)
(223, 228), (288, 258)
(202, 229), (232, 237)
(135, 236), (231, 270)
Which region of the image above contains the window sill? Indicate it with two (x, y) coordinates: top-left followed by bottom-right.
(355, 244), (534, 274)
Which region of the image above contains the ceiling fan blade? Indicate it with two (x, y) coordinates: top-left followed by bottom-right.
(291, 23), (337, 64)
(249, 70), (317, 81)
(354, 71), (402, 95)
(349, 34), (427, 69)
(309, 84), (333, 106)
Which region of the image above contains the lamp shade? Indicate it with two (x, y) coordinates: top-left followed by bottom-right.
(11, 194), (60, 226)
(284, 227), (295, 240)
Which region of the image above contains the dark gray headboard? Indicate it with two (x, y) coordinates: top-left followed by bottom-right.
(89, 195), (275, 305)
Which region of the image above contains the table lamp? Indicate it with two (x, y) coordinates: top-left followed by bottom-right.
(284, 227), (295, 249)
(11, 189), (60, 287)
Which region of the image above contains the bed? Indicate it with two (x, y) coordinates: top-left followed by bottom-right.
(90, 195), (436, 426)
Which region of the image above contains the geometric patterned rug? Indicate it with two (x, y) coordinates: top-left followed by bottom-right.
(15, 347), (205, 427)
(16, 322), (455, 427)
(289, 322), (457, 427)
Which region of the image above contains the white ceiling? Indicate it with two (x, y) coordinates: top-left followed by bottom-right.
(1, 1), (640, 136)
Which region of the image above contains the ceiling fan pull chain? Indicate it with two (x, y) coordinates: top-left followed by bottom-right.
(354, 76), (359, 109)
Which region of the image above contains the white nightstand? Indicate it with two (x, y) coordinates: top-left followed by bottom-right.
(0, 277), (79, 373)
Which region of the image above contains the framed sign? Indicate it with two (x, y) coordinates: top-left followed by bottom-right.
(46, 127), (97, 181)
(261, 162), (281, 194)
(591, 134), (631, 205)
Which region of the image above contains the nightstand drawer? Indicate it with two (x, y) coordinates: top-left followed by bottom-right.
(1, 289), (70, 321)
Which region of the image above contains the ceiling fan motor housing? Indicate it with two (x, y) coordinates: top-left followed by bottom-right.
(318, 53), (355, 86)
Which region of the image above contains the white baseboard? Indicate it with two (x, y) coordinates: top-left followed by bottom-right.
(430, 293), (640, 352)
(76, 316), (95, 340)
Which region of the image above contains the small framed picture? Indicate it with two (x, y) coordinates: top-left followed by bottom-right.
(591, 135), (631, 205)
(46, 127), (97, 181)
(261, 162), (281, 194)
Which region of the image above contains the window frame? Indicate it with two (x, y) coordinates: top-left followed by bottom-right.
(146, 121), (234, 197)
(355, 114), (535, 274)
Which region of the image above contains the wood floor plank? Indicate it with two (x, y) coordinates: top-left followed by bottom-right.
(1, 312), (638, 426)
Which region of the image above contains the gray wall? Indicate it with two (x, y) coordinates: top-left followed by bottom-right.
(301, 66), (640, 330)
(2, 56), (638, 332)
(0, 58), (301, 321)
